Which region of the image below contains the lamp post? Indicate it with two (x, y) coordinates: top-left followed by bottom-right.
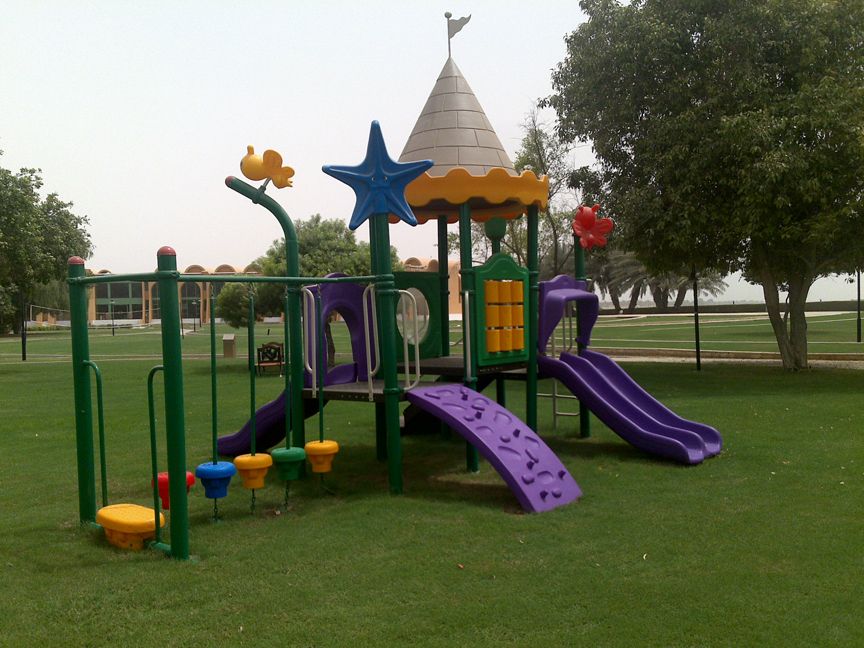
(192, 299), (199, 333)
(857, 270), (861, 344)
(110, 299), (115, 337)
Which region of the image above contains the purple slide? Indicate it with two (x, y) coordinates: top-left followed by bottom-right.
(537, 274), (721, 464)
(406, 384), (581, 513)
(579, 349), (722, 457)
(539, 354), (711, 464)
(217, 391), (320, 457)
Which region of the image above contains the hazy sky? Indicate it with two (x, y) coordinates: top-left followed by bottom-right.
(0, 1), (855, 302)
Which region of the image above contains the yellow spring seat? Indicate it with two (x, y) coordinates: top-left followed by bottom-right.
(96, 503), (165, 551)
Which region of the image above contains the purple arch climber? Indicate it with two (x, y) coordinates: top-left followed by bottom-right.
(406, 384), (581, 513)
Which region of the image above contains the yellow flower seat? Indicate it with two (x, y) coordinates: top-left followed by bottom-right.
(96, 503), (165, 551)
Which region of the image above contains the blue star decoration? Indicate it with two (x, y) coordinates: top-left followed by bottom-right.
(322, 121), (433, 231)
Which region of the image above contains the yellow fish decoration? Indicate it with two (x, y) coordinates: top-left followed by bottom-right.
(240, 145), (295, 188)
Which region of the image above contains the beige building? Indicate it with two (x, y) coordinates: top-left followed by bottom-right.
(85, 258), (462, 324)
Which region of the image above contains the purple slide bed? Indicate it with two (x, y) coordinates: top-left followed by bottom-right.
(406, 384), (581, 513)
(217, 392), (320, 457)
(538, 354), (713, 464)
(579, 349), (722, 457)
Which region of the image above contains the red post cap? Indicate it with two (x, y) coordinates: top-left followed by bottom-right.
(68, 256), (86, 265)
(157, 246), (176, 257)
(225, 176), (236, 186)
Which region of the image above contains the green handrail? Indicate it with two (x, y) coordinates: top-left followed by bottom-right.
(82, 360), (108, 508)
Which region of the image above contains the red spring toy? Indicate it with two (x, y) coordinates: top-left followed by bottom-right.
(153, 471), (195, 510)
(572, 204), (614, 250)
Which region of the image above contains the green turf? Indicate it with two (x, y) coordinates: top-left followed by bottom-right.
(7, 312), (863, 366)
(0, 342), (861, 646)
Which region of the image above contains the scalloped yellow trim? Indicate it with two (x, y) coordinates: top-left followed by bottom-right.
(406, 167), (549, 215)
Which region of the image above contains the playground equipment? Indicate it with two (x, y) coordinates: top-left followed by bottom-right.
(68, 49), (718, 560)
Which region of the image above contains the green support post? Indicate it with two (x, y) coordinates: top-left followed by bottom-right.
(370, 213), (404, 493)
(156, 247), (190, 560)
(526, 205), (540, 432)
(574, 238), (591, 438)
(437, 215), (451, 438)
(247, 290), (257, 455)
(459, 204), (480, 472)
(437, 216), (450, 353)
(282, 291), (291, 449)
(209, 284), (219, 462)
(68, 257), (97, 524)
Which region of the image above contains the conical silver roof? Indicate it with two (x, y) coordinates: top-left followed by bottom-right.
(399, 58), (515, 177)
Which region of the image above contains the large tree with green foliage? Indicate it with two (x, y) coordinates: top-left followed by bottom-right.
(544, 0), (864, 369)
(0, 157), (92, 332)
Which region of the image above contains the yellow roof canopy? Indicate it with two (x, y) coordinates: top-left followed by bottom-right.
(397, 57), (548, 224)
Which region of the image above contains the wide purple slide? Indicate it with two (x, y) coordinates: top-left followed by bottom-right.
(538, 354), (709, 464)
(406, 384), (581, 513)
(217, 391), (320, 457)
(579, 349), (722, 457)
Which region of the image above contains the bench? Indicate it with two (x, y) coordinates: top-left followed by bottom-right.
(256, 341), (284, 376)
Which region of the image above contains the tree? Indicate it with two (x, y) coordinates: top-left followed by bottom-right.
(545, 0), (864, 369)
(0, 158), (92, 332)
(215, 283), (254, 329)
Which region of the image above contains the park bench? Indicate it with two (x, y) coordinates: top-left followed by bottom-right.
(256, 341), (284, 376)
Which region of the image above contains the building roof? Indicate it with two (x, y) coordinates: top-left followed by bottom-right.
(399, 58), (515, 177)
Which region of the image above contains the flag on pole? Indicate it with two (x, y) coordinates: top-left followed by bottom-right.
(447, 14), (471, 39)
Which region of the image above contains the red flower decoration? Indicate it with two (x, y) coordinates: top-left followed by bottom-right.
(572, 204), (614, 249)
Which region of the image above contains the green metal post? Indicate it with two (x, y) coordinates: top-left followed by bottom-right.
(156, 247), (190, 560)
(375, 403), (387, 461)
(574, 238), (591, 438)
(437, 216), (451, 438)
(69, 257), (97, 524)
(283, 291), (293, 449)
(247, 289), (257, 455)
(209, 284), (218, 462)
(526, 205), (540, 432)
(459, 203), (480, 472)
(147, 365), (165, 546)
(225, 177), (304, 451)
(370, 213), (404, 493)
(83, 361), (108, 507)
(437, 216), (450, 354)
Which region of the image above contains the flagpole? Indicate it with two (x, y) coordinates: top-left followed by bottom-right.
(445, 12), (452, 58)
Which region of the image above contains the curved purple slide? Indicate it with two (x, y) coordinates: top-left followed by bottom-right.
(579, 350), (722, 457)
(538, 354), (709, 464)
(217, 392), (320, 457)
(406, 384), (581, 513)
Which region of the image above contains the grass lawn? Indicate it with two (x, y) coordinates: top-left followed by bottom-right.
(7, 312), (863, 366)
(590, 312), (864, 354)
(0, 334), (861, 646)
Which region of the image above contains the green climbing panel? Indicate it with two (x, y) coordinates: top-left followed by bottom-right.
(474, 254), (529, 367)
